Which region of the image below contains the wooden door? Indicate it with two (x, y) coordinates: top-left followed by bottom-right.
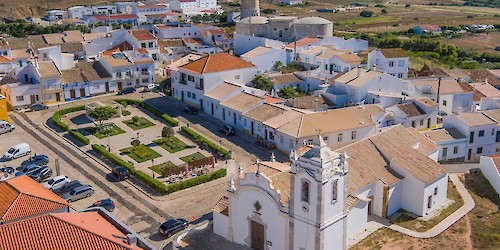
(105, 82), (110, 93)
(117, 82), (123, 90)
(251, 221), (264, 250)
(30, 95), (36, 104)
(70, 89), (76, 99)
(55, 93), (61, 102)
(80, 88), (85, 98)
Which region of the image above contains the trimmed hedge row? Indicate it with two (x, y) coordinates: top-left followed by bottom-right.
(69, 129), (89, 145)
(181, 126), (231, 159)
(114, 99), (179, 127)
(92, 144), (168, 194)
(166, 169), (226, 194)
(52, 106), (85, 131)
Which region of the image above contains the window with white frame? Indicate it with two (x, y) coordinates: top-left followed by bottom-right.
(398, 60), (405, 67)
(15, 96), (24, 102)
(338, 133), (343, 142)
(351, 131), (357, 140)
(388, 61), (394, 67)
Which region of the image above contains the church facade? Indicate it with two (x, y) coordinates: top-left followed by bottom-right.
(213, 125), (449, 250)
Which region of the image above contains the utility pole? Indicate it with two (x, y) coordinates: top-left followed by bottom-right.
(436, 77), (442, 107)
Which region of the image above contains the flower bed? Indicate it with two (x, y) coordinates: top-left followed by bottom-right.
(153, 136), (189, 153)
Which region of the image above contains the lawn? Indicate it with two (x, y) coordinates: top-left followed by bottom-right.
(180, 152), (206, 163)
(149, 161), (177, 176)
(391, 180), (464, 232)
(120, 144), (161, 163)
(153, 137), (189, 153)
(464, 172), (500, 249)
(123, 116), (155, 130)
(86, 124), (126, 139)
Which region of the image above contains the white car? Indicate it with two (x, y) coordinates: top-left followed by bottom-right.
(43, 175), (71, 190)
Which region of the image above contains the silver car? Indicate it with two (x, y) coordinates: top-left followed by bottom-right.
(61, 185), (94, 202)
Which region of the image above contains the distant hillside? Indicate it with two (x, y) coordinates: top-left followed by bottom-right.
(0, 0), (117, 19)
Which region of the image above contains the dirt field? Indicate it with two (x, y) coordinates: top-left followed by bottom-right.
(0, 0), (113, 19)
(444, 32), (500, 55)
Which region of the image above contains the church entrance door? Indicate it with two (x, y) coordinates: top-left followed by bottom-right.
(251, 220), (264, 250)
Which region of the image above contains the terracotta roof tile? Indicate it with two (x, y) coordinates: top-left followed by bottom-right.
(336, 53), (362, 64)
(129, 30), (156, 41)
(410, 78), (465, 95)
(244, 161), (291, 206)
(422, 128), (466, 143)
(0, 56), (12, 63)
(456, 112), (496, 127)
(380, 48), (406, 58)
(220, 92), (263, 112)
(179, 53), (255, 74)
(205, 82), (241, 101)
(285, 37), (321, 49)
(212, 196), (228, 215)
(271, 73), (302, 85)
(396, 102), (426, 117)
(37, 61), (61, 78)
(61, 68), (85, 84)
(0, 212), (141, 250)
(244, 104), (286, 122)
(0, 175), (69, 223)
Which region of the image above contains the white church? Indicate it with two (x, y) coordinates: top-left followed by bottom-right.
(212, 125), (449, 250)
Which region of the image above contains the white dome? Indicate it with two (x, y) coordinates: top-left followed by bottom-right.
(295, 17), (331, 25)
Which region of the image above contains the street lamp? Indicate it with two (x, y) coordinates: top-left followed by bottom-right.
(141, 93), (144, 107)
(151, 159), (155, 179)
(136, 132), (140, 140)
(107, 131), (111, 152)
(219, 139), (222, 148)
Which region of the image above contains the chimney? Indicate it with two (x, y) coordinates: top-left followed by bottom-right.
(356, 66), (361, 78)
(34, 56), (39, 68)
(372, 64), (376, 71)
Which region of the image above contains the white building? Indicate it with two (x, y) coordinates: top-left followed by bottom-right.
(169, 0), (218, 14)
(404, 77), (474, 115)
(443, 112), (498, 161)
(282, 0), (303, 5)
(422, 128), (467, 162)
(479, 155), (500, 194)
(213, 125), (448, 250)
(326, 68), (404, 108)
(367, 48), (409, 78)
(233, 33), (285, 56)
(385, 98), (438, 131)
(67, 6), (93, 19)
(171, 53), (258, 109)
(320, 36), (368, 53)
(92, 5), (117, 15)
(115, 2), (138, 14)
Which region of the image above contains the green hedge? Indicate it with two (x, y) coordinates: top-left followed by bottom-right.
(181, 126), (231, 159)
(92, 144), (168, 194)
(114, 99), (179, 127)
(166, 169), (226, 194)
(69, 129), (89, 145)
(52, 106), (85, 131)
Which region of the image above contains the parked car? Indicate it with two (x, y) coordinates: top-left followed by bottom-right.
(111, 166), (130, 181)
(43, 175), (71, 190)
(144, 84), (159, 92)
(118, 87), (136, 95)
(3, 143), (31, 161)
(27, 166), (52, 182)
(88, 198), (116, 212)
(219, 125), (236, 136)
(62, 185), (94, 202)
(31, 103), (49, 111)
(0, 166), (14, 174)
(0, 121), (15, 135)
(21, 154), (49, 167)
(158, 218), (189, 237)
(183, 106), (198, 115)
(15, 164), (43, 176)
(52, 180), (83, 196)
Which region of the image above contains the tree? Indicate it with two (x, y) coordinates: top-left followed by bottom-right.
(162, 126), (175, 137)
(360, 10), (373, 17)
(88, 106), (117, 130)
(277, 86), (301, 99)
(274, 61), (284, 71)
(131, 139), (141, 147)
(252, 75), (273, 92)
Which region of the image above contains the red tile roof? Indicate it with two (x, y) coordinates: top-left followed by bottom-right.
(0, 55), (12, 63)
(179, 53), (255, 74)
(136, 48), (148, 53)
(0, 176), (69, 223)
(103, 41), (134, 56)
(262, 95), (284, 104)
(418, 24), (441, 32)
(129, 29), (156, 41)
(0, 212), (141, 250)
(285, 37), (321, 49)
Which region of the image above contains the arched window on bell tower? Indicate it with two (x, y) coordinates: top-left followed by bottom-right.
(301, 180), (310, 203)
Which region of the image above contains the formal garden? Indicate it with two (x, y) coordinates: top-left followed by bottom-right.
(52, 99), (230, 195)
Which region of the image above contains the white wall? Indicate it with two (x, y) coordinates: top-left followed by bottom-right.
(234, 34), (285, 56)
(387, 181), (402, 216)
(392, 162), (426, 216)
(346, 201), (368, 239)
(213, 212), (229, 238)
(367, 50), (408, 78)
(241, 48), (291, 74)
(422, 173), (448, 215)
(479, 156), (500, 193)
(437, 139), (467, 161)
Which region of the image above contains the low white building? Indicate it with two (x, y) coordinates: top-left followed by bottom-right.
(367, 48), (408, 78)
(240, 46), (292, 74)
(282, 0), (303, 5)
(479, 155), (500, 194)
(320, 36), (368, 53)
(169, 0), (218, 14)
(233, 33), (285, 56)
(422, 128), (468, 162)
(67, 6), (93, 19)
(92, 5), (117, 15)
(443, 112), (498, 161)
(213, 125), (448, 250)
(385, 98), (438, 131)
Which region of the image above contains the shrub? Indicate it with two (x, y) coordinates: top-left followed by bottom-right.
(166, 169), (226, 194)
(69, 129), (89, 145)
(92, 144), (168, 194)
(131, 139), (141, 147)
(122, 110), (131, 116)
(162, 126), (175, 137)
(132, 116), (140, 123)
(52, 106), (85, 131)
(181, 126), (231, 159)
(360, 10), (373, 17)
(381, 9), (387, 14)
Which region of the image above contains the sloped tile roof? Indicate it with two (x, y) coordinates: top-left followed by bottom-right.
(129, 30), (156, 41)
(244, 161), (291, 206)
(220, 92), (262, 112)
(0, 175), (69, 223)
(0, 212), (141, 250)
(204, 82), (241, 101)
(380, 48), (406, 58)
(336, 53), (362, 64)
(456, 112), (496, 127)
(61, 68), (86, 84)
(285, 37), (321, 49)
(179, 53), (255, 74)
(271, 73), (302, 85)
(396, 102), (426, 117)
(0, 56), (12, 63)
(244, 104), (287, 122)
(212, 196), (228, 216)
(37, 61), (61, 78)
(75, 61), (112, 81)
(422, 128), (466, 143)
